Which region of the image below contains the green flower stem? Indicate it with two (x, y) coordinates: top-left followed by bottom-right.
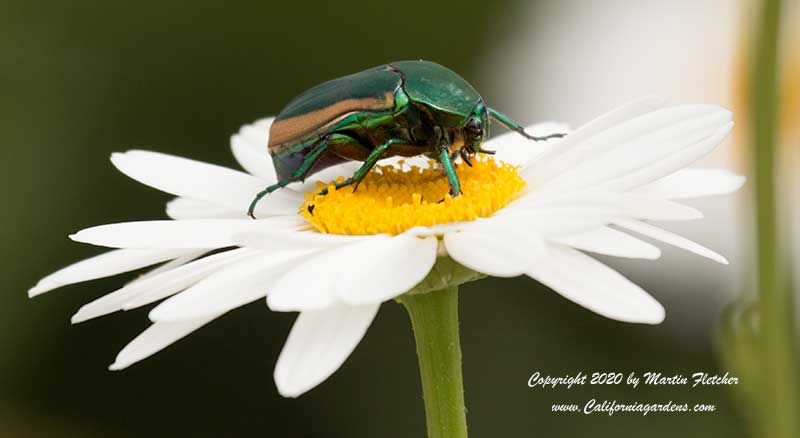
(400, 286), (468, 438)
(752, 0), (800, 436)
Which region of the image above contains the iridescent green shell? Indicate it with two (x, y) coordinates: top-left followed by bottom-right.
(268, 61), (482, 151)
(268, 65), (400, 150)
(391, 60), (482, 120)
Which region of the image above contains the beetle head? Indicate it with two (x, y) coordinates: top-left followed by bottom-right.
(464, 102), (490, 153)
(465, 117), (483, 141)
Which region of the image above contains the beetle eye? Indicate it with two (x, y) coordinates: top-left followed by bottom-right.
(466, 118), (482, 139)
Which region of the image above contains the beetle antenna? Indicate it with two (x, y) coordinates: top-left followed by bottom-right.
(487, 107), (566, 141)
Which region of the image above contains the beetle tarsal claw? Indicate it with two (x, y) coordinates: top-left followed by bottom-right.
(460, 149), (474, 167)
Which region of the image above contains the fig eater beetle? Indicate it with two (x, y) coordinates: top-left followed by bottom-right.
(248, 60), (565, 218)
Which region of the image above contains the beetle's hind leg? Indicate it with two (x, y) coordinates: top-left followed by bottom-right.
(247, 180), (294, 219)
(316, 138), (407, 197)
(248, 133), (354, 219)
(487, 107), (566, 141)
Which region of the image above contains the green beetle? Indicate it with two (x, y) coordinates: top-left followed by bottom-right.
(248, 60), (564, 218)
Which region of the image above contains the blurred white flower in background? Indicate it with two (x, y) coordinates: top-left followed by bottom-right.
(482, 0), (783, 333)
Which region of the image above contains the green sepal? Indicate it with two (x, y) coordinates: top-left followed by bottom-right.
(401, 256), (485, 297)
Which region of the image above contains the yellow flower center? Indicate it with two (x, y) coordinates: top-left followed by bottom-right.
(300, 157), (525, 235)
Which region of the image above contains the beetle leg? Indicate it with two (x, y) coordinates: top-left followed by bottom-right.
(316, 138), (406, 196)
(487, 107), (567, 141)
(468, 137), (494, 155)
(437, 144), (461, 197)
(248, 133), (353, 218)
(460, 148), (473, 167)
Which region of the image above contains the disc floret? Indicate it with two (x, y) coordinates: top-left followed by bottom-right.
(300, 157), (526, 235)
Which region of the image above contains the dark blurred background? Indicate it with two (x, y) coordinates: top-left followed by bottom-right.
(1, 1), (758, 437)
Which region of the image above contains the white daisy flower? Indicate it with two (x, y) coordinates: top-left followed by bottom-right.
(29, 96), (743, 398)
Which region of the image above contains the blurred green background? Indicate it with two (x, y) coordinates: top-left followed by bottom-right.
(0, 0), (772, 436)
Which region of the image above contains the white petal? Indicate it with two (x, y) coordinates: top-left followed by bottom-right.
(29, 249), (190, 297)
(239, 118), (275, 150)
(122, 249), (257, 311)
(267, 235), (435, 311)
(592, 122), (734, 192)
(534, 107), (731, 192)
(403, 222), (471, 238)
(149, 249), (316, 322)
(613, 218), (728, 264)
(634, 169), (746, 199)
(487, 121), (571, 166)
(121, 250), (207, 291)
(336, 235), (438, 305)
(109, 317), (218, 370)
(491, 203), (620, 238)
(508, 191), (700, 222)
(444, 226), (547, 277)
(525, 244), (665, 324)
(618, 196), (702, 221)
(232, 228), (372, 253)
(285, 161), (362, 193)
(125, 251), (206, 285)
(523, 96), (667, 176)
(230, 118), (278, 182)
(111, 150), (301, 216)
(71, 248), (255, 323)
(553, 227), (661, 259)
(379, 155), (433, 168)
(274, 303), (379, 398)
(166, 197), (244, 220)
(267, 240), (388, 311)
(70, 218), (303, 249)
(506, 188), (626, 212)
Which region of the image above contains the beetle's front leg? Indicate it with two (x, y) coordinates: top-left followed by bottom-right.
(437, 143), (461, 197)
